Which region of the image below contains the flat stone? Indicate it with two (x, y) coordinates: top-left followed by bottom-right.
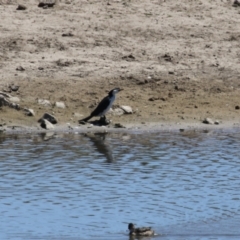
(55, 101), (65, 109)
(38, 0), (56, 8)
(110, 108), (124, 116)
(120, 105), (133, 114)
(9, 97), (20, 103)
(233, 0), (240, 7)
(10, 85), (19, 92)
(202, 118), (214, 125)
(114, 123), (125, 128)
(40, 119), (54, 130)
(11, 103), (20, 110)
(0, 92), (12, 98)
(24, 108), (35, 116)
(16, 4), (27, 10)
(73, 112), (83, 118)
(38, 113), (58, 124)
(38, 99), (51, 107)
(0, 95), (10, 107)
(16, 66), (25, 71)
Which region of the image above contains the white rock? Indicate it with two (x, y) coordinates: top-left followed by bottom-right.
(203, 118), (214, 125)
(24, 108), (35, 116)
(9, 97), (20, 103)
(110, 108), (124, 116)
(73, 112), (84, 118)
(40, 119), (54, 130)
(38, 112), (58, 124)
(55, 101), (65, 109)
(120, 105), (133, 114)
(38, 99), (51, 106)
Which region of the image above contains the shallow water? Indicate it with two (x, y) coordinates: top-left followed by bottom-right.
(0, 130), (240, 240)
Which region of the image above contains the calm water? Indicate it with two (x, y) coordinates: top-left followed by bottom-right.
(0, 130), (240, 240)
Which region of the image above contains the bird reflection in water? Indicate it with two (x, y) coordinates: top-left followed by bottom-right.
(85, 132), (114, 163)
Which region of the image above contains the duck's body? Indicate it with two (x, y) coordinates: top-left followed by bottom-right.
(79, 87), (122, 123)
(128, 223), (155, 237)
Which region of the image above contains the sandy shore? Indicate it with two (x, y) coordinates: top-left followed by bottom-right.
(0, 0), (240, 133)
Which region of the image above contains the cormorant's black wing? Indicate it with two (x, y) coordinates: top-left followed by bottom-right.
(91, 96), (111, 117)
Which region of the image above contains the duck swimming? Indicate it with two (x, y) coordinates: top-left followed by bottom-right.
(128, 223), (155, 237)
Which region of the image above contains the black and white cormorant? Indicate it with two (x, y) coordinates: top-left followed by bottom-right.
(79, 87), (122, 123)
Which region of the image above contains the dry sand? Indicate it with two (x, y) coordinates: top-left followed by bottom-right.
(0, 0), (240, 132)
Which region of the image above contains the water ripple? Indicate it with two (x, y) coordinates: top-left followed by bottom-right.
(0, 131), (240, 239)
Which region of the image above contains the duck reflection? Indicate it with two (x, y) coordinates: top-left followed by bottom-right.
(85, 132), (114, 163)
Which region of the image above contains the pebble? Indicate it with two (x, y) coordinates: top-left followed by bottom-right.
(40, 119), (54, 130)
(120, 105), (133, 114)
(16, 4), (27, 10)
(9, 97), (20, 103)
(24, 108), (35, 116)
(55, 101), (66, 109)
(202, 118), (215, 125)
(114, 123), (125, 128)
(110, 108), (124, 116)
(16, 66), (25, 71)
(38, 99), (51, 107)
(233, 0), (240, 7)
(38, 0), (56, 8)
(38, 113), (58, 124)
(10, 85), (19, 92)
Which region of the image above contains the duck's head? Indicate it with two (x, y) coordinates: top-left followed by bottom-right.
(128, 223), (135, 231)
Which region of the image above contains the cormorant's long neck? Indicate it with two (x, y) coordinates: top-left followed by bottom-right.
(108, 91), (114, 98)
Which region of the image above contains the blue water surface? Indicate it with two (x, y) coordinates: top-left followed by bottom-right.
(0, 130), (240, 240)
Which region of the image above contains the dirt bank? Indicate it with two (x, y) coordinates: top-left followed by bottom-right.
(0, 0), (240, 132)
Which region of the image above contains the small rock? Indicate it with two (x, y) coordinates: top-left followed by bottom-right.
(11, 103), (21, 110)
(214, 120), (220, 125)
(110, 108), (124, 116)
(16, 4), (27, 10)
(122, 54), (135, 61)
(235, 105), (240, 110)
(55, 101), (65, 109)
(38, 0), (56, 8)
(16, 66), (25, 71)
(40, 119), (54, 130)
(202, 118), (214, 124)
(114, 123), (125, 128)
(73, 112), (83, 118)
(62, 32), (74, 37)
(78, 120), (86, 125)
(0, 96), (9, 107)
(9, 97), (20, 103)
(38, 67), (44, 70)
(37, 99), (51, 107)
(149, 97), (157, 101)
(120, 105), (133, 114)
(38, 113), (57, 124)
(10, 85), (19, 92)
(233, 0), (240, 7)
(0, 92), (11, 98)
(24, 108), (35, 116)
